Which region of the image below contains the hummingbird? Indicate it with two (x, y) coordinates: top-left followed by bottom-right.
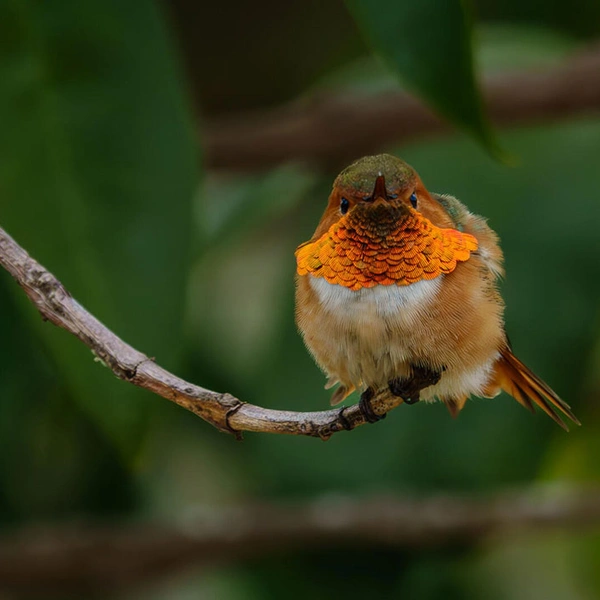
(295, 154), (580, 430)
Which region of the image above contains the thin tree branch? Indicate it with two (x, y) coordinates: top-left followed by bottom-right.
(1, 485), (599, 594)
(205, 43), (600, 171)
(0, 225), (408, 439)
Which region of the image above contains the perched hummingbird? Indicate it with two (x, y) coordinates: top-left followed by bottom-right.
(295, 154), (579, 429)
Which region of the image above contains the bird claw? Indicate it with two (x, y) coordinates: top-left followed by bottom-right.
(359, 388), (386, 423)
(403, 394), (421, 405)
(388, 365), (443, 405)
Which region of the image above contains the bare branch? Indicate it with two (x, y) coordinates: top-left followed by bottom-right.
(1, 485), (599, 595)
(0, 225), (408, 439)
(205, 43), (600, 171)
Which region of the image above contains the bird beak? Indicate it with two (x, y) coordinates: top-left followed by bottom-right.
(371, 174), (388, 201)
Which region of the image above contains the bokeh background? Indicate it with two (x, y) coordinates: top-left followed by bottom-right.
(1, 0), (600, 598)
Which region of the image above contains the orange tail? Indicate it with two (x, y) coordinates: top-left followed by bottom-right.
(492, 348), (580, 431)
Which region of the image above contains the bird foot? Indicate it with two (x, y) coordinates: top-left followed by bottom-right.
(359, 388), (386, 423)
(388, 365), (443, 405)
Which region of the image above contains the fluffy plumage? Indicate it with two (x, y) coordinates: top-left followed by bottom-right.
(295, 154), (579, 429)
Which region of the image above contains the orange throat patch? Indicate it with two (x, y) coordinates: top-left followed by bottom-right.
(296, 208), (478, 291)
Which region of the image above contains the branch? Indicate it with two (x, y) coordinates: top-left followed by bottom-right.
(205, 43), (600, 171)
(2, 485), (599, 594)
(0, 225), (408, 439)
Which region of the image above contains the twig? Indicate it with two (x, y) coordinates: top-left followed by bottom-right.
(1, 485), (599, 594)
(205, 43), (600, 171)
(0, 225), (407, 439)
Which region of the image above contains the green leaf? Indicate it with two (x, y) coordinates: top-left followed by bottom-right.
(345, 0), (502, 157)
(0, 0), (199, 454)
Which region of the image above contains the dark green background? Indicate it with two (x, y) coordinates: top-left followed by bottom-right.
(0, 0), (599, 598)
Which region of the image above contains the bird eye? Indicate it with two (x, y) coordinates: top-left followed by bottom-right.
(340, 197), (350, 214)
(410, 193), (418, 209)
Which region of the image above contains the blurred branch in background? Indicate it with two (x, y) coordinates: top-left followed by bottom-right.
(0, 225), (410, 439)
(205, 43), (600, 171)
(1, 484), (599, 596)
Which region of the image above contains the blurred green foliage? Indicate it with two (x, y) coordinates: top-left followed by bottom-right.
(0, 0), (198, 457)
(0, 0), (599, 599)
(346, 0), (500, 155)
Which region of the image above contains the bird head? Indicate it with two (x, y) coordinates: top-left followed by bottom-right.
(310, 154), (457, 240)
(296, 154), (478, 291)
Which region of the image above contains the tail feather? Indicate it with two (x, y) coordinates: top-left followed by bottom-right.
(445, 396), (468, 418)
(493, 348), (580, 431)
(329, 384), (355, 406)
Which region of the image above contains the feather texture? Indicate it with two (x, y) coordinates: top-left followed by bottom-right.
(486, 348), (580, 430)
(296, 202), (478, 290)
(295, 154), (579, 428)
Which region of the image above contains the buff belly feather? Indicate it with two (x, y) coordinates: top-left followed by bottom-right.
(302, 274), (500, 403)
